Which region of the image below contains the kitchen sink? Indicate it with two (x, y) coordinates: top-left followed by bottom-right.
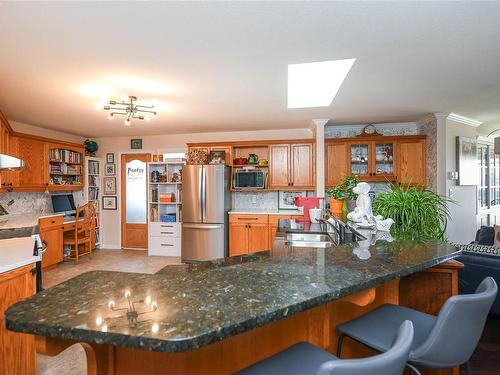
(284, 233), (334, 248)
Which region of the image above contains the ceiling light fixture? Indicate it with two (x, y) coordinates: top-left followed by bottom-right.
(98, 95), (157, 126)
(287, 58), (356, 109)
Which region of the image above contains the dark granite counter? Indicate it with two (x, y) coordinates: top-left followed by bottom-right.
(5, 231), (461, 353)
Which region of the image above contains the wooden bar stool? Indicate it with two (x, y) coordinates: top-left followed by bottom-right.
(64, 203), (93, 263)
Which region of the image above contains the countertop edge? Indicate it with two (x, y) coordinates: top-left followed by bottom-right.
(5, 250), (462, 353)
(0, 257), (39, 274)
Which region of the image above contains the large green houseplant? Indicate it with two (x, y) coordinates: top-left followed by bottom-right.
(372, 185), (451, 240)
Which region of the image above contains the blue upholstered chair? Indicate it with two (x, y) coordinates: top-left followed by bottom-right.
(236, 320), (414, 375)
(336, 277), (497, 375)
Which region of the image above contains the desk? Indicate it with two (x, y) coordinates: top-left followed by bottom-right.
(39, 215), (96, 269)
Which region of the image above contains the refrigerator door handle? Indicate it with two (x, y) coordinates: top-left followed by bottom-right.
(201, 166), (206, 222)
(183, 223), (222, 230)
(199, 166), (204, 222)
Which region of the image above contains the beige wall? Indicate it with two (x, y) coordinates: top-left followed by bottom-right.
(9, 120), (86, 144)
(445, 118), (478, 244)
(95, 127), (313, 248)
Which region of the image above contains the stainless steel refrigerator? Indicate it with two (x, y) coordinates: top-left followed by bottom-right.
(181, 164), (231, 261)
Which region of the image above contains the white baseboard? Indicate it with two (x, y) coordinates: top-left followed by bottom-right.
(99, 244), (121, 250)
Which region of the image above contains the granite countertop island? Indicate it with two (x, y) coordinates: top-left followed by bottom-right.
(5, 230), (461, 354)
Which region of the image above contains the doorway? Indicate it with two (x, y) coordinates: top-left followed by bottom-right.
(121, 153), (151, 249)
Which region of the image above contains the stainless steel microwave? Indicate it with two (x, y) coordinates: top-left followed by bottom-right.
(233, 169), (266, 189)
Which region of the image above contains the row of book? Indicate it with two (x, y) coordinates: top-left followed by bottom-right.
(49, 148), (82, 163)
(88, 186), (99, 201)
(88, 175), (99, 187)
(50, 164), (82, 175)
(88, 160), (99, 175)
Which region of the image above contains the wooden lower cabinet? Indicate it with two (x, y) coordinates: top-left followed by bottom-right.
(229, 214), (269, 256)
(0, 264), (36, 375)
(229, 223), (248, 256)
(247, 224), (269, 253)
(39, 216), (64, 269)
(231, 214), (304, 255)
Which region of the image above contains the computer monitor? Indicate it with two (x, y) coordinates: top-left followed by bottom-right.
(51, 194), (76, 215)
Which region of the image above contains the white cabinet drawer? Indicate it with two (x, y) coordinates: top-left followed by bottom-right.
(149, 236), (181, 257)
(149, 222), (181, 237)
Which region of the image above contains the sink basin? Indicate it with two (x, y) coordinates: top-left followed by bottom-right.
(284, 233), (334, 248)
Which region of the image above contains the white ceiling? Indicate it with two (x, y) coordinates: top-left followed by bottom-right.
(1, 2), (500, 137)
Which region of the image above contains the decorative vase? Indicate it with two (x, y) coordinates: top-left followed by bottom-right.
(329, 198), (343, 214)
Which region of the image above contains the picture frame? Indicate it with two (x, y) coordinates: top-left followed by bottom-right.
(102, 196), (117, 210)
(103, 177), (116, 195)
(105, 163), (116, 176)
(130, 138), (143, 150)
(278, 191), (307, 210)
(208, 150), (226, 164)
(456, 136), (477, 186)
(106, 153), (115, 163)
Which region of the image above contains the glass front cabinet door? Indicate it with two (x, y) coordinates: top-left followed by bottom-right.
(349, 142), (370, 178)
(348, 140), (396, 180)
(373, 141), (395, 179)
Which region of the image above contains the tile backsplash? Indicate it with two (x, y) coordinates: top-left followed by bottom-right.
(233, 191), (279, 210)
(0, 192), (52, 215)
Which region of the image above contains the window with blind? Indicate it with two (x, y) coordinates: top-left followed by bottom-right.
(477, 143), (500, 210)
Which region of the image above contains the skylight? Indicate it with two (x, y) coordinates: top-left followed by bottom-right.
(287, 58), (356, 109)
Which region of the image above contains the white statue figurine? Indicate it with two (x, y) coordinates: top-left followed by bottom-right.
(347, 182), (374, 223)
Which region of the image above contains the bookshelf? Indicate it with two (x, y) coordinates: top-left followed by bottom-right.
(84, 156), (102, 247)
(147, 161), (184, 256)
(48, 147), (83, 189)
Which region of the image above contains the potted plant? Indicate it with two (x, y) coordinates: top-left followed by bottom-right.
(342, 175), (359, 212)
(326, 185), (344, 214)
(373, 185), (451, 240)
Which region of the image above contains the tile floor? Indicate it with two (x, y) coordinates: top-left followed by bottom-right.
(43, 248), (181, 288)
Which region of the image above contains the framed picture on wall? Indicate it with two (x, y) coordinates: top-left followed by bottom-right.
(103, 177), (116, 195)
(106, 153), (115, 163)
(102, 196), (117, 210)
(105, 164), (116, 176)
(278, 191), (307, 210)
(456, 136), (477, 186)
(131, 138), (143, 149)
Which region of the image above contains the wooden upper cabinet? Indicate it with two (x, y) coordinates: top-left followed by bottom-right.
(269, 144), (290, 189)
(397, 139), (426, 186)
(270, 142), (315, 190)
(291, 144), (314, 188)
(325, 143), (348, 187)
(326, 135), (426, 187)
(15, 136), (48, 190)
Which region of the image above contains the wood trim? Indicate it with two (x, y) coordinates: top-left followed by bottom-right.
(12, 132), (84, 149)
(0, 109), (14, 133)
(325, 134), (426, 143)
(187, 139), (315, 148)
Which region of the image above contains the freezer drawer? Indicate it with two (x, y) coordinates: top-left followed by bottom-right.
(149, 236), (181, 257)
(149, 222), (181, 237)
(182, 223), (225, 261)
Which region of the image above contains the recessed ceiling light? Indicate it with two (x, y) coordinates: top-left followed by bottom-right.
(287, 58), (356, 109)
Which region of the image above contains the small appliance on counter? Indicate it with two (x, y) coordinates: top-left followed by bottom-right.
(233, 169), (266, 189)
(295, 197), (324, 222)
